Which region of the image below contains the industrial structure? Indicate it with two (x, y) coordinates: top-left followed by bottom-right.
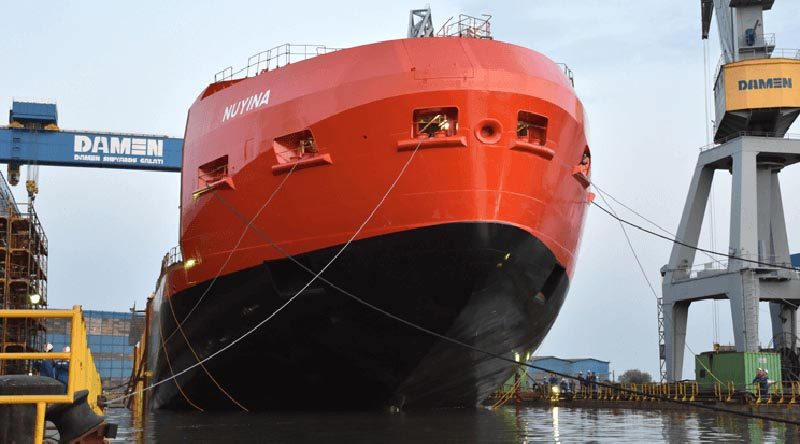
(44, 310), (145, 389)
(0, 99), (182, 376)
(526, 356), (611, 382)
(2, 100), (182, 181)
(0, 171), (48, 375)
(661, 0), (800, 381)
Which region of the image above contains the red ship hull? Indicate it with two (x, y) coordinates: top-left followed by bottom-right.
(146, 36), (590, 410)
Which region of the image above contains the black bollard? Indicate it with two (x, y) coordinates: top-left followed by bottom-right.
(0, 375), (64, 443)
(46, 389), (105, 443)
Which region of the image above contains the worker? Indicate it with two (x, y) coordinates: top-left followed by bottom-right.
(55, 346), (70, 388)
(752, 368), (769, 401)
(578, 152), (591, 176)
(559, 378), (570, 394)
(32, 343), (55, 378)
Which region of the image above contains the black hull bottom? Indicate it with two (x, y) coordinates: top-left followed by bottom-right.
(149, 222), (570, 410)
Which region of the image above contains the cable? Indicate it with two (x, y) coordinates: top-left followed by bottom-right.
(591, 184), (675, 238)
(158, 321), (204, 411)
(594, 187), (723, 385)
(591, 201), (800, 272)
(704, 37), (722, 346)
(117, 144), (800, 425)
(321, 273), (800, 425)
(591, 184), (800, 351)
(165, 286), (248, 410)
(591, 184), (725, 269)
(163, 161), (300, 345)
(110, 138), (424, 405)
(192, 175), (800, 425)
(591, 185), (800, 387)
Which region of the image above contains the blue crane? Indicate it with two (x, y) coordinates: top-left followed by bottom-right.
(0, 100), (182, 200)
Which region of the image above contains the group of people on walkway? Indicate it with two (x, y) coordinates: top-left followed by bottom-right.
(544, 371), (599, 395)
(577, 370), (599, 393)
(32, 343), (70, 388)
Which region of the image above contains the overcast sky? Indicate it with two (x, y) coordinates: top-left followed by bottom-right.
(3, 1), (800, 379)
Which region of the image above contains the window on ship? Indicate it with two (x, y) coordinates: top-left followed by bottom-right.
(413, 107), (458, 138)
(273, 129), (318, 164)
(197, 155), (229, 189)
(516, 111), (548, 145)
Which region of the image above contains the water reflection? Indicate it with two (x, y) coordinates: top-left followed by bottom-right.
(551, 406), (560, 443)
(104, 405), (799, 443)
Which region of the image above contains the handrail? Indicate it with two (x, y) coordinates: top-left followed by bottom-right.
(436, 14), (492, 39)
(714, 48), (800, 83)
(508, 380), (800, 407)
(214, 43), (341, 82)
(738, 32), (776, 52)
(162, 245), (182, 270)
(556, 63), (575, 87)
(0, 305), (104, 442)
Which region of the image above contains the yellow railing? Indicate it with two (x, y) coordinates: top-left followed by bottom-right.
(0, 305), (103, 443)
(502, 379), (800, 408)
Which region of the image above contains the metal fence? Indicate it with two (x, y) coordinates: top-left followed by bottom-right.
(437, 14), (492, 39)
(714, 48), (800, 81)
(0, 306), (104, 442)
(214, 44), (341, 82)
(44, 309), (143, 389)
(738, 32), (775, 52)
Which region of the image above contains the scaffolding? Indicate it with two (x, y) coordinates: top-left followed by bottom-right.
(0, 180), (48, 374)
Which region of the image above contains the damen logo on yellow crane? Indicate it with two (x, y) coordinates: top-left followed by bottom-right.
(723, 59), (800, 111)
(738, 78), (793, 90)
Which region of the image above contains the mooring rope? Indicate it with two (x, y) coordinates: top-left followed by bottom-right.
(163, 161), (301, 345)
(110, 138), (424, 405)
(203, 168), (800, 426)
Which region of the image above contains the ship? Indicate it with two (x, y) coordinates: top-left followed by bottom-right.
(135, 12), (591, 411)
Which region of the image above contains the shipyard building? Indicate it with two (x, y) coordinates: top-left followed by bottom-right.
(44, 310), (143, 389)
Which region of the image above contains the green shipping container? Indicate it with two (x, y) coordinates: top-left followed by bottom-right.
(695, 351), (782, 394)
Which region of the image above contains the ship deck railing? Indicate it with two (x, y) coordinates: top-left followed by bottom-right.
(162, 245), (182, 271)
(214, 43), (341, 82)
(436, 14), (492, 39)
(0, 305), (104, 442)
